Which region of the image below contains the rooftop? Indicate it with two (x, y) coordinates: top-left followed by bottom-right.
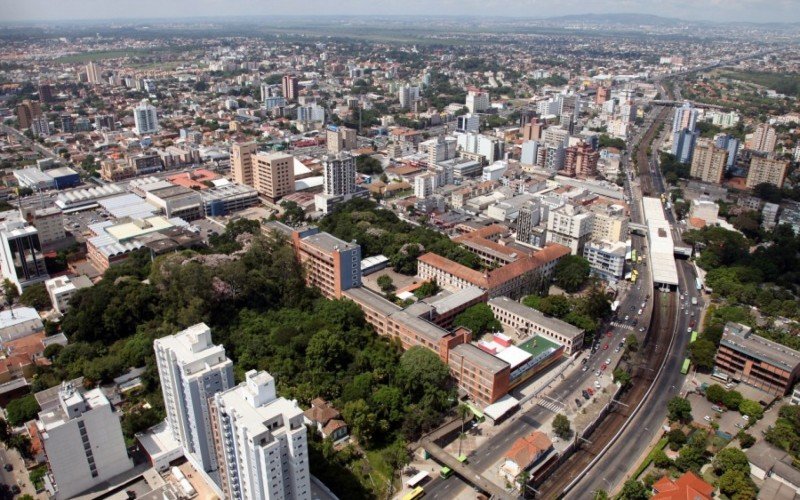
(721, 322), (800, 371)
(504, 431), (553, 468)
(301, 231), (359, 253)
(449, 343), (510, 374)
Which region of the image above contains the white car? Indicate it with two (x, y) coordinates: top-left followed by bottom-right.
(594, 380), (601, 389)
(703, 415), (711, 422)
(742, 415), (750, 421)
(606, 358), (611, 365)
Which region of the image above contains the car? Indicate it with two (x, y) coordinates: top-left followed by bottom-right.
(742, 415), (750, 421)
(594, 380), (601, 389)
(587, 387), (594, 396)
(641, 302), (646, 309)
(691, 312), (695, 317)
(606, 358), (611, 364)
(615, 347), (621, 353)
(703, 415), (711, 422)
(606, 331), (613, 338)
(690, 321), (696, 328)
(581, 357), (588, 364)
(600, 364), (607, 371)
(603, 344), (609, 350)
(735, 422), (745, 429)
(582, 366), (588, 372)
(687, 327), (692, 333)
(595, 370), (601, 376)
(10, 485), (19, 495)
(712, 405), (724, 413)
(639, 327), (646, 332)
(685, 309), (689, 315)
(632, 319), (638, 326)
(582, 390), (590, 399)
(3, 464), (11, 471)
(637, 309), (643, 315)
(624, 315), (630, 321)
(575, 398), (582, 407)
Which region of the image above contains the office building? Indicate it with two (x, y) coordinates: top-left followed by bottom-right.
(515, 200), (542, 246)
(398, 84), (420, 109)
(750, 123), (777, 154)
(292, 228), (361, 299)
(31, 207), (66, 246)
(45, 275), (92, 314)
(672, 101), (698, 133)
(31, 116), (50, 138)
(488, 297), (584, 355)
(282, 75), (299, 102)
(520, 141), (539, 167)
(15, 100), (42, 130)
(546, 204), (594, 255)
(85, 61), (101, 85)
(589, 204), (628, 243)
(231, 142), (258, 187)
(211, 370), (311, 500)
(672, 128), (698, 164)
(296, 104), (324, 123)
(466, 89), (490, 113)
(37, 383), (132, 499)
(428, 136), (457, 166)
(154, 323), (235, 473)
(133, 99), (159, 135)
(253, 152), (295, 202)
(0, 220), (48, 293)
(746, 156), (789, 189)
(690, 139), (728, 184)
(456, 114), (480, 133)
(325, 125), (357, 154)
(38, 83), (54, 103)
(714, 322), (800, 396)
(322, 152), (356, 196)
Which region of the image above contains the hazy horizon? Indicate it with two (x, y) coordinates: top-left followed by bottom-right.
(1, 0), (799, 24)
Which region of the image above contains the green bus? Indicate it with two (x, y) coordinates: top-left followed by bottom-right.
(440, 466), (454, 479)
(457, 454), (468, 464)
(690, 331), (698, 343)
(681, 358), (691, 375)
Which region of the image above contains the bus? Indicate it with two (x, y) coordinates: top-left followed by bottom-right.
(681, 358), (691, 375)
(631, 249), (637, 262)
(402, 487), (425, 500)
(631, 272), (638, 284)
(457, 454), (468, 464)
(407, 471), (429, 489)
(439, 467), (454, 479)
(695, 277), (702, 291)
(690, 331), (698, 343)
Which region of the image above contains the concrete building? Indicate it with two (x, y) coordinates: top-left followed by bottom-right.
(133, 99), (159, 135)
(0, 221), (48, 293)
(672, 102), (698, 133)
(499, 431), (554, 486)
(746, 156), (789, 189)
(750, 123), (777, 153)
(488, 297), (584, 355)
(85, 61), (101, 84)
(546, 204), (594, 255)
(466, 89), (490, 113)
(589, 204), (628, 243)
(520, 141), (539, 167)
(325, 126), (357, 154)
(154, 323), (235, 474)
(231, 142), (258, 187)
(672, 128), (698, 164)
(292, 228), (361, 299)
(37, 383), (132, 499)
(211, 370), (311, 500)
(690, 139), (728, 184)
(398, 84), (420, 109)
(456, 132), (504, 164)
(282, 75), (299, 102)
(689, 199), (719, 225)
(714, 322), (800, 396)
(253, 152), (295, 202)
(45, 275), (92, 314)
(456, 114), (480, 133)
(563, 142), (599, 179)
(31, 207), (65, 246)
(515, 200), (542, 246)
(583, 240), (627, 281)
(447, 343), (510, 407)
(315, 152), (367, 213)
(15, 100), (42, 130)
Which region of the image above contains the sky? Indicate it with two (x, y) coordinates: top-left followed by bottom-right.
(1, 0), (799, 24)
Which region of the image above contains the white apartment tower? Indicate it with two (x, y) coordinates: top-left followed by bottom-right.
(211, 370), (311, 500)
(38, 384), (133, 499)
(322, 152), (357, 196)
(133, 99), (159, 135)
(546, 204), (594, 255)
(466, 89), (490, 113)
(85, 61), (101, 85)
(154, 323), (235, 474)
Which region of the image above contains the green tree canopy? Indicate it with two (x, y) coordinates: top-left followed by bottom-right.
(553, 413), (572, 439)
(5, 395), (40, 426)
(553, 255), (591, 292)
(453, 304), (501, 338)
(667, 396), (693, 423)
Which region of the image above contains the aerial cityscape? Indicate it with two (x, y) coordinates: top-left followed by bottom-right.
(0, 1), (799, 499)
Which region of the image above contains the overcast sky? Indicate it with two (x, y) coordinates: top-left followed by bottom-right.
(1, 0), (799, 23)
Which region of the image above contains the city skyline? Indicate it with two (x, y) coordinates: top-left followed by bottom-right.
(1, 0), (800, 24)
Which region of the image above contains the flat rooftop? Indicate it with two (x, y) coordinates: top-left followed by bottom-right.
(449, 343), (510, 374)
(518, 335), (561, 358)
(301, 231), (358, 253)
(721, 322), (800, 371)
(489, 296), (583, 339)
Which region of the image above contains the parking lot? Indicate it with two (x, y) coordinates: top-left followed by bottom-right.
(687, 393), (746, 437)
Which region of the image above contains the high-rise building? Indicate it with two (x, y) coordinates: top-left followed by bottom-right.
(326, 125), (357, 154)
(520, 141), (539, 167)
(466, 89), (490, 114)
(282, 75), (299, 102)
(85, 61), (101, 85)
(714, 134), (740, 170)
(427, 136), (457, 166)
(231, 142), (258, 187)
(750, 123), (777, 154)
(322, 152), (357, 196)
(563, 142), (599, 179)
(38, 83), (54, 103)
(154, 323), (235, 474)
(672, 128), (698, 164)
(15, 100), (42, 130)
(456, 132), (504, 164)
(398, 84), (420, 109)
(546, 204), (594, 255)
(595, 86), (610, 105)
(672, 101), (698, 133)
(0, 220), (48, 293)
(516, 200), (542, 245)
(690, 139), (728, 184)
(456, 114), (480, 133)
(746, 156), (789, 189)
(37, 383), (133, 499)
(521, 119), (543, 141)
(30, 116), (50, 137)
(133, 99), (159, 135)
(211, 370), (311, 500)
(253, 152), (295, 202)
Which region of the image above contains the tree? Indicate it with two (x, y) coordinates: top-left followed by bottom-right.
(667, 428), (687, 450)
(355, 155), (383, 175)
(453, 304), (501, 337)
(739, 400), (764, 420)
(19, 283), (51, 311)
(414, 280), (440, 299)
(738, 432), (756, 448)
(652, 448), (672, 469)
(376, 275), (395, 294)
(613, 368), (632, 388)
(713, 447), (750, 475)
(619, 479), (648, 500)
(705, 384), (726, 405)
(718, 469), (757, 499)
(553, 413), (572, 439)
(593, 491), (609, 500)
(306, 329), (350, 373)
(722, 390), (743, 410)
(278, 201), (306, 226)
(675, 442), (707, 472)
(2, 278), (18, 303)
(625, 334), (639, 352)
(667, 396), (693, 423)
(457, 403), (471, 457)
(687, 339), (717, 370)
(43, 343), (64, 361)
(5, 395), (40, 426)
(553, 255), (591, 292)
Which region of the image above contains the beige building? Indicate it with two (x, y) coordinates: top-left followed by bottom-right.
(746, 156), (789, 189)
(690, 140), (728, 184)
(230, 142), (257, 186)
(32, 207), (65, 246)
(589, 205), (628, 243)
(750, 123), (777, 153)
(253, 152), (295, 202)
(326, 126), (357, 154)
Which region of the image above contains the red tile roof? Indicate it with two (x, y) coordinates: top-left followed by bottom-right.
(652, 471), (713, 500)
(504, 431), (552, 468)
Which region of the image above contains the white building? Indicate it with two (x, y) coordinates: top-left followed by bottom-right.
(689, 199), (719, 225)
(154, 323), (235, 474)
(482, 161), (508, 181)
(414, 173), (437, 199)
(456, 132), (504, 163)
(38, 383), (132, 499)
(398, 84), (420, 109)
(456, 114), (480, 133)
(546, 204), (594, 255)
(583, 241), (627, 281)
(133, 99), (159, 135)
(212, 370), (311, 500)
(45, 275), (93, 314)
(0, 220), (49, 293)
(296, 104), (325, 123)
(32, 207), (65, 246)
(466, 90), (490, 114)
(520, 140), (539, 166)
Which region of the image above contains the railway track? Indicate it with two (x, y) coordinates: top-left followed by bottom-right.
(637, 107), (671, 197)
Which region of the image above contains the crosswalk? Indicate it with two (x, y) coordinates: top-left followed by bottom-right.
(537, 399), (565, 413)
(610, 322), (634, 330)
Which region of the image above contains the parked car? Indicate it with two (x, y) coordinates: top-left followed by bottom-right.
(600, 363), (607, 371)
(712, 405), (724, 413)
(3, 464), (12, 472)
(582, 390), (590, 400)
(606, 358), (611, 365)
(575, 398), (582, 407)
(603, 344), (609, 350)
(594, 380), (601, 389)
(587, 387), (594, 396)
(703, 415), (711, 422)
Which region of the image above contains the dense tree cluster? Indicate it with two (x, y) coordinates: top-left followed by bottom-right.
(766, 405), (800, 458)
(318, 198), (480, 275)
(553, 255), (591, 292)
(523, 285), (611, 339)
(453, 304), (501, 338)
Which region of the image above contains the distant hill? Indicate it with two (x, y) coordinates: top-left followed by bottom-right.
(541, 12), (800, 28)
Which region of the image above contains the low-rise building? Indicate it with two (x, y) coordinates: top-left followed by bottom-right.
(499, 431), (555, 485)
(45, 275), (93, 314)
(487, 296), (584, 355)
(302, 398), (348, 442)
